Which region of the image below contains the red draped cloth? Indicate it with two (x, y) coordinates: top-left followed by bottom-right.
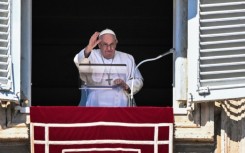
(30, 106), (173, 153)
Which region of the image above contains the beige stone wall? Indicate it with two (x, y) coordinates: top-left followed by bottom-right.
(174, 99), (245, 153)
(0, 101), (29, 152)
(174, 102), (215, 152)
(175, 102), (214, 142)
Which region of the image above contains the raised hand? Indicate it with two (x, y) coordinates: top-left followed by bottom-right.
(84, 32), (101, 56)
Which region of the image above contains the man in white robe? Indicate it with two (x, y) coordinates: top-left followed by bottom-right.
(74, 29), (143, 107)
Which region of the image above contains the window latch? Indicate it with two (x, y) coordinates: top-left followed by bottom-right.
(198, 87), (210, 95)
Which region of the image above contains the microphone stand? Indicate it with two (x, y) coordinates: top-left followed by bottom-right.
(128, 48), (175, 107)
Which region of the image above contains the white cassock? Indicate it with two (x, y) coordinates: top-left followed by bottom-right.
(74, 49), (143, 107)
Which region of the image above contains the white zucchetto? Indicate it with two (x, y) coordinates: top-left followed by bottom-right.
(99, 29), (116, 37)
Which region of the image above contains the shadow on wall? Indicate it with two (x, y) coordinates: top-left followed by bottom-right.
(217, 100), (245, 142)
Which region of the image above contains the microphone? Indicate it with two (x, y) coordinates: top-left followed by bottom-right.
(128, 48), (175, 107)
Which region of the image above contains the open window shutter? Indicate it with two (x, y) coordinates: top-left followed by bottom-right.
(0, 0), (11, 91)
(0, 0), (20, 102)
(188, 0), (245, 102)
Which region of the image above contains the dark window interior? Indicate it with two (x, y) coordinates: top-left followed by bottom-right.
(32, 0), (173, 107)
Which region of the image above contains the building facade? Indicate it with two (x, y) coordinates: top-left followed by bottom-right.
(1, 0), (245, 152)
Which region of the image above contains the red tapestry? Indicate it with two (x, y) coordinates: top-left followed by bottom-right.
(30, 106), (174, 153)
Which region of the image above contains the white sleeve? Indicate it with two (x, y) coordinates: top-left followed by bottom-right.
(73, 49), (88, 68)
(126, 69), (143, 95)
(125, 54), (144, 95)
(73, 49), (90, 82)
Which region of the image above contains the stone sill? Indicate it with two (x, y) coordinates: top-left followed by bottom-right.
(0, 125), (29, 141)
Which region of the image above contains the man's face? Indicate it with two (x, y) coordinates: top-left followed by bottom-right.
(98, 34), (117, 59)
